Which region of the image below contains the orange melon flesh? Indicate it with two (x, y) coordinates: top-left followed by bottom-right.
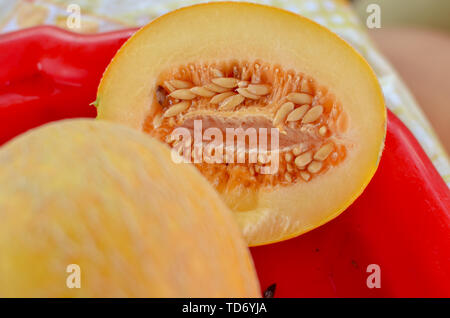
(97, 2), (386, 246)
(0, 119), (260, 297)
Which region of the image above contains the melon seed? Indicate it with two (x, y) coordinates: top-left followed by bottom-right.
(273, 102), (294, 126)
(211, 68), (223, 77)
(314, 143), (334, 161)
(163, 101), (190, 117)
(294, 151), (313, 168)
(210, 91), (234, 104)
(170, 80), (193, 89)
(164, 81), (176, 92)
(204, 83), (231, 93)
(169, 89), (196, 100)
(286, 105), (310, 122)
(247, 84), (270, 96)
(287, 92), (313, 105)
(153, 113), (163, 128)
(237, 88), (260, 100)
(300, 171), (311, 181)
(300, 79), (312, 94)
(191, 86), (216, 97)
(307, 161), (323, 174)
(319, 126), (327, 136)
(219, 94), (245, 111)
(302, 105), (323, 124)
(212, 77), (239, 89)
(292, 145), (303, 156)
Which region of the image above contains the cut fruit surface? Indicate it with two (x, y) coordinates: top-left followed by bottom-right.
(0, 119), (260, 297)
(97, 2), (386, 246)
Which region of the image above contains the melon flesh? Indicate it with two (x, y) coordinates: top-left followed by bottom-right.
(0, 119), (260, 297)
(97, 2), (386, 246)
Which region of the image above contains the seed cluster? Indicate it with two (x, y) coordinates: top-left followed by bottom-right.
(144, 62), (347, 189)
(159, 76), (272, 118)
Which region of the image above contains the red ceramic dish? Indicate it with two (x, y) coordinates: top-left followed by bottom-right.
(0, 26), (449, 297)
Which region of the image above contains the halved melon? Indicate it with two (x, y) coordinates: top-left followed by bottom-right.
(0, 119), (260, 297)
(96, 2), (386, 246)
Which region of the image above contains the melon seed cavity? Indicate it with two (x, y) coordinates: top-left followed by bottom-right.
(143, 61), (348, 190)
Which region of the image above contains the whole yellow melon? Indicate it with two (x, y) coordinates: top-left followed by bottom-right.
(0, 119), (260, 297)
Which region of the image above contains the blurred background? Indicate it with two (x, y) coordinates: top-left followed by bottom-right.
(0, 0), (449, 184)
(353, 0), (450, 153)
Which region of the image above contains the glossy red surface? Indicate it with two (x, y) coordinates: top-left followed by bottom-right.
(0, 26), (449, 297)
(251, 111), (450, 297)
(0, 26), (136, 145)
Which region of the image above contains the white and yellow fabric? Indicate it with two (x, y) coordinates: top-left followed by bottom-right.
(1, 0), (449, 186)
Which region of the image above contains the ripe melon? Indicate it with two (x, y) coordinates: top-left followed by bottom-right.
(96, 2), (386, 245)
(0, 119), (260, 297)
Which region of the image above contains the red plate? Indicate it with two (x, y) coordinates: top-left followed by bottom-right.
(0, 26), (449, 297)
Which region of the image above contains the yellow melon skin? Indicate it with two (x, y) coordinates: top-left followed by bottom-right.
(96, 2), (386, 246)
(0, 119), (260, 297)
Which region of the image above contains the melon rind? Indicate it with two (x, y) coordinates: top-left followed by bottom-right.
(0, 119), (260, 296)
